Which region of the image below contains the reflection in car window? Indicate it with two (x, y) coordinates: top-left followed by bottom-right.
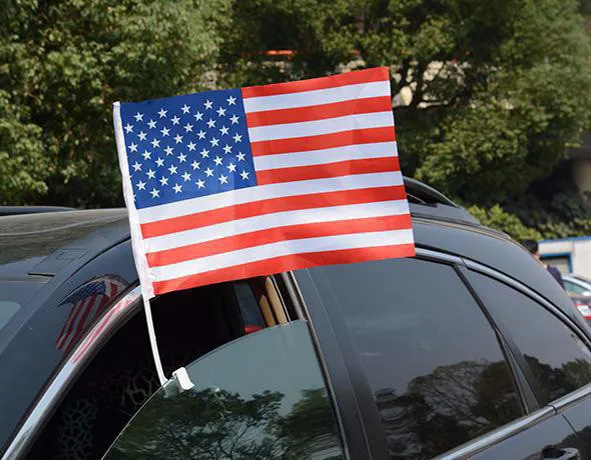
(103, 321), (344, 460)
(307, 258), (524, 459)
(469, 272), (591, 405)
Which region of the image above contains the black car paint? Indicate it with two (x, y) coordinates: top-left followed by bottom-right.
(1, 205), (591, 458)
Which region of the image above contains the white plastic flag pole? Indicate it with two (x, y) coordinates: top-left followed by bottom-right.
(143, 296), (167, 385)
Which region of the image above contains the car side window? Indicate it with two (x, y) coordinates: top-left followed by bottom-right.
(308, 258), (524, 459)
(468, 271), (591, 405)
(102, 321), (345, 460)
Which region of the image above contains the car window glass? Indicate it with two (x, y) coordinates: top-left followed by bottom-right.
(307, 258), (524, 459)
(468, 271), (591, 405)
(103, 321), (344, 460)
(565, 280), (588, 295)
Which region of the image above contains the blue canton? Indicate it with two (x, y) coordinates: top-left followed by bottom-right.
(119, 89), (256, 209)
(62, 281), (107, 305)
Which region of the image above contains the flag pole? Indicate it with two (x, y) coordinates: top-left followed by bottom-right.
(143, 296), (167, 385)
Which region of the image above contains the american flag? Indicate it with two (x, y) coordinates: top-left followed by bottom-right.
(114, 67), (414, 299)
(56, 276), (126, 353)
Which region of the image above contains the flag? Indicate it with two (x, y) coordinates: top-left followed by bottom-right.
(56, 276), (126, 353)
(113, 67), (415, 299)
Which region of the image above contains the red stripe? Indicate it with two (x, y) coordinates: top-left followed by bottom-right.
(245, 96), (392, 128)
(250, 126), (396, 157)
(57, 297), (91, 350)
(147, 214), (412, 267)
(153, 243), (416, 295)
(242, 67), (389, 99)
(141, 185), (406, 239)
(73, 307), (120, 362)
(256, 157), (400, 185)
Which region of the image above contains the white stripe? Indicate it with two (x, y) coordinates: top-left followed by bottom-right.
(247, 111), (394, 142)
(137, 171), (403, 223)
(253, 142), (398, 171)
(151, 228), (414, 281)
(243, 81), (391, 113)
(144, 199), (410, 253)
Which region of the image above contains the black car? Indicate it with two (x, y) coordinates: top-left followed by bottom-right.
(2, 179), (591, 460)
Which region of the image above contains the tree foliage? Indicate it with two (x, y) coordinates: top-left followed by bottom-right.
(2, 0), (591, 239)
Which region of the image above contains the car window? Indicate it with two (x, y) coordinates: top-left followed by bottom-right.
(468, 271), (591, 405)
(564, 280), (589, 295)
(306, 258), (524, 459)
(102, 321), (344, 460)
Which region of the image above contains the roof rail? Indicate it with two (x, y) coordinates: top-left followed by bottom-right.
(0, 206), (75, 217)
(403, 177), (459, 207)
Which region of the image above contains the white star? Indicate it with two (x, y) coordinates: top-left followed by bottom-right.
(132, 161), (142, 172)
(187, 142), (196, 151)
(177, 153), (187, 163)
(223, 144), (232, 154)
(207, 119), (216, 129)
(151, 138), (161, 148)
(174, 134), (183, 144)
(196, 179), (205, 189)
(220, 126), (229, 135)
(158, 108), (167, 118)
(173, 183), (183, 194)
(218, 174), (228, 184)
(138, 131), (147, 141)
(214, 156), (223, 166)
(205, 167), (214, 177)
(182, 172), (191, 182)
(136, 180), (146, 190)
(197, 130), (206, 139)
(200, 148), (210, 158)
(155, 157), (165, 167)
(134, 112), (144, 122)
(210, 137), (219, 147)
(159, 176), (169, 186)
(147, 119), (157, 129)
(227, 162), (237, 173)
(233, 133), (243, 143)
(160, 127), (170, 137)
(181, 104), (191, 114)
(150, 188), (160, 198)
(204, 99), (213, 109)
(227, 96), (236, 105)
(168, 164), (178, 175)
(184, 123), (193, 133)
(146, 169), (156, 179)
(164, 146), (174, 156)
(217, 106), (226, 117)
(124, 123), (134, 133)
(194, 111), (203, 121)
(236, 152), (246, 162)
(129, 143), (138, 152)
(171, 115), (180, 125)
(240, 170), (250, 180)
(230, 114), (239, 124)
(142, 150), (151, 160)
(191, 160), (200, 170)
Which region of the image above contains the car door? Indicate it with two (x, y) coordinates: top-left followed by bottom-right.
(294, 253), (582, 459)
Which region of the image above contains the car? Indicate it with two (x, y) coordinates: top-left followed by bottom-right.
(564, 274), (591, 297)
(2, 178), (591, 460)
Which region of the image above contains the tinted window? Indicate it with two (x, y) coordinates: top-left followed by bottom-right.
(307, 258), (524, 459)
(468, 271), (591, 404)
(103, 321), (344, 460)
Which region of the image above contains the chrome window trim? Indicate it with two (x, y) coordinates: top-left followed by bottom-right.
(2, 286), (142, 460)
(437, 406), (555, 459)
(463, 257), (591, 348)
(551, 382), (591, 412)
(414, 247), (465, 265)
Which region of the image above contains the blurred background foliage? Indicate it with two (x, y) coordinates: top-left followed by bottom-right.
(2, 0), (591, 241)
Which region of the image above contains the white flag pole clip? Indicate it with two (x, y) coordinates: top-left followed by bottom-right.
(143, 296), (167, 385)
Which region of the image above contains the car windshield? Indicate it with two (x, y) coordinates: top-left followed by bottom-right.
(0, 279), (47, 332)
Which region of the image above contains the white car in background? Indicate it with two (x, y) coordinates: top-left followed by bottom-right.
(563, 274), (591, 296)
